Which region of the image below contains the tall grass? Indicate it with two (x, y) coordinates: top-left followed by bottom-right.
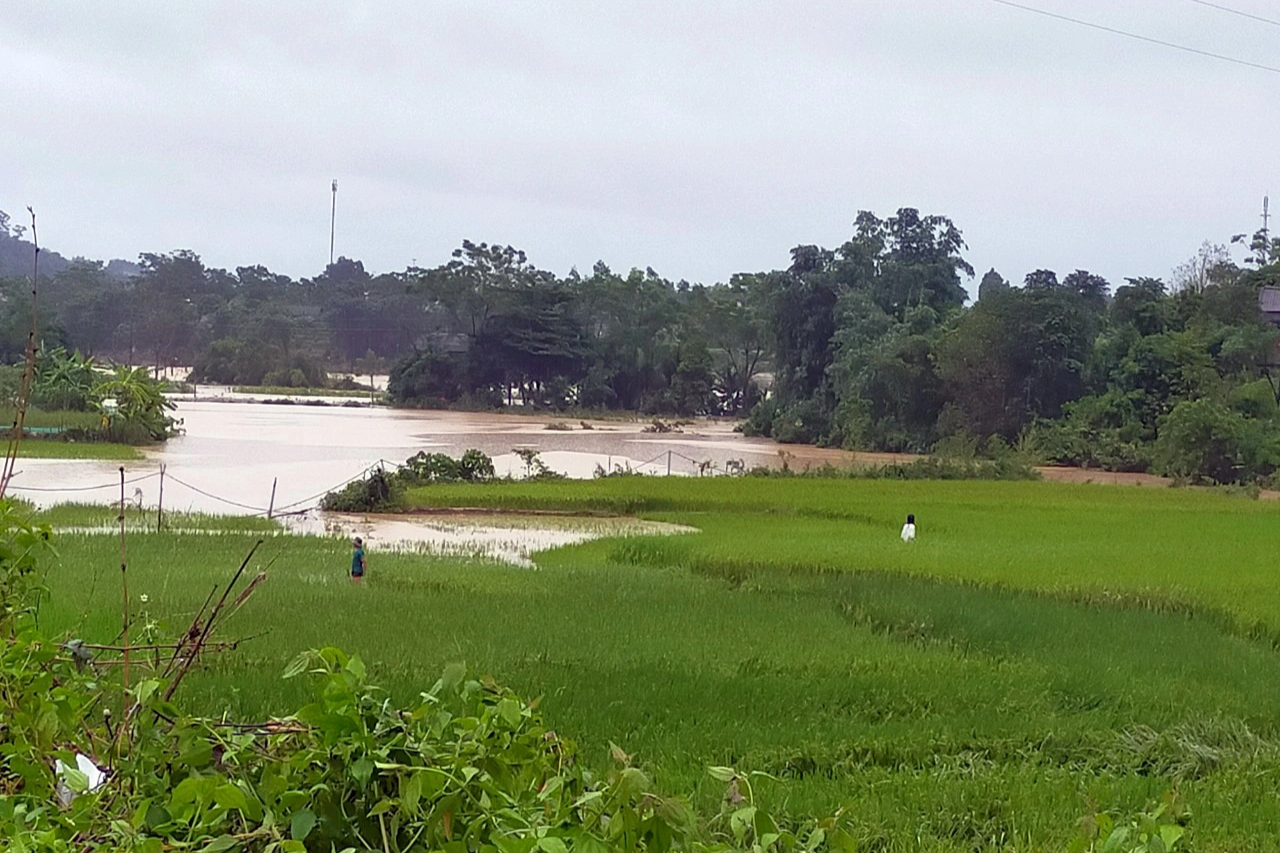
(0, 406), (103, 431)
(33, 502), (280, 531)
(33, 479), (1280, 849)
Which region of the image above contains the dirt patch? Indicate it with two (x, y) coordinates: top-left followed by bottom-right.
(1034, 467), (1170, 487)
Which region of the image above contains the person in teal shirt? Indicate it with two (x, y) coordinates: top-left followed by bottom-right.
(351, 537), (366, 582)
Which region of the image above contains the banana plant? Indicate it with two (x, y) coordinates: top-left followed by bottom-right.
(93, 365), (179, 440)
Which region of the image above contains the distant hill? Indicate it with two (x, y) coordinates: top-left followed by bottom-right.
(0, 229), (71, 279)
(0, 214), (138, 281)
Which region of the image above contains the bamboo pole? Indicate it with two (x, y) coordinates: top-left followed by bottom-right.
(118, 467), (130, 693)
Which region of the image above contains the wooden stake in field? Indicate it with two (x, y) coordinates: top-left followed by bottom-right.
(157, 463), (166, 532)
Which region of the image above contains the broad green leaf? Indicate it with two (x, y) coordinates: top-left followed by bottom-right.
(439, 662), (467, 694)
(494, 836), (537, 853)
(616, 767), (650, 798)
(536, 837), (568, 853)
(133, 679), (162, 705)
(176, 740), (214, 769)
(1160, 825), (1185, 850)
(290, 808), (317, 842)
(144, 803), (172, 830)
(574, 835), (611, 853)
(707, 766), (738, 782)
(571, 791), (603, 809)
(351, 757), (375, 787)
(1099, 826), (1131, 853)
(214, 784), (248, 813)
(497, 697), (522, 728)
(61, 768), (89, 794)
(402, 771), (423, 812)
(282, 652), (310, 679)
(199, 836), (240, 853)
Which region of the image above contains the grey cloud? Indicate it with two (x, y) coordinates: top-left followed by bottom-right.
(2, 1), (1277, 291)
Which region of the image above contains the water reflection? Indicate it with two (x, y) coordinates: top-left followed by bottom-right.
(304, 511), (695, 567)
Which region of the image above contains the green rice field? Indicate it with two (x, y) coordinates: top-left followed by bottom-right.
(9, 438), (142, 459)
(32, 479), (1280, 851)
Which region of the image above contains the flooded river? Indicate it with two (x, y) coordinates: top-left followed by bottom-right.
(8, 399), (856, 514)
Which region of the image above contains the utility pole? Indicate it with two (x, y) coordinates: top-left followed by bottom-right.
(1264, 195), (1271, 247)
(329, 179), (338, 267)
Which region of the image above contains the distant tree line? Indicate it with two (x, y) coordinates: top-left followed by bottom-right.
(3, 205), (1279, 482)
(388, 240), (767, 416)
(745, 210), (1280, 484)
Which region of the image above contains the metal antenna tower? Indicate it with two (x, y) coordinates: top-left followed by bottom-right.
(329, 179), (338, 266)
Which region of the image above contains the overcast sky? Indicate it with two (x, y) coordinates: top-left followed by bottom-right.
(3, 1), (1278, 294)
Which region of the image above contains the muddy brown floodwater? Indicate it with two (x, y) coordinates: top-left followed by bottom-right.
(7, 400), (857, 513)
(12, 397), (1211, 515)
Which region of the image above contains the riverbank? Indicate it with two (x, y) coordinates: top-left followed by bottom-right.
(14, 395), (1276, 517)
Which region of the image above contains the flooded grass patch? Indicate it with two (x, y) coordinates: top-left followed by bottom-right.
(9, 440), (143, 460)
(312, 511), (696, 566)
(34, 502), (281, 532)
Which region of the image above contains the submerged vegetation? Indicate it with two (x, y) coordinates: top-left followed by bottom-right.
(5, 440), (141, 460)
(0, 346), (180, 445)
(320, 449), (498, 512)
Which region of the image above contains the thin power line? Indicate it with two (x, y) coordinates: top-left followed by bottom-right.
(1188, 0), (1280, 28)
(990, 0), (1280, 75)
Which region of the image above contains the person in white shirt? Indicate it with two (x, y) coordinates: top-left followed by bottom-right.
(900, 513), (916, 542)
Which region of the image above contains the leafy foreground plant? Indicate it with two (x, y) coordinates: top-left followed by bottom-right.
(2, 645), (844, 852)
(1073, 796), (1190, 853)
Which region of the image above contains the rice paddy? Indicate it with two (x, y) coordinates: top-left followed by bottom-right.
(31, 478), (1280, 851)
(8, 439), (143, 459)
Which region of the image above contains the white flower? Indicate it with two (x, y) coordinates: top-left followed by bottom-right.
(139, 594), (149, 604)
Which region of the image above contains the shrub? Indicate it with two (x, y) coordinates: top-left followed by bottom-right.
(1154, 398), (1280, 485)
(321, 467), (399, 512)
(460, 448), (496, 480)
(743, 398), (836, 445)
(323, 450), (497, 511)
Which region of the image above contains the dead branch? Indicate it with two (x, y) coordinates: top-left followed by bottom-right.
(162, 540), (264, 702)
